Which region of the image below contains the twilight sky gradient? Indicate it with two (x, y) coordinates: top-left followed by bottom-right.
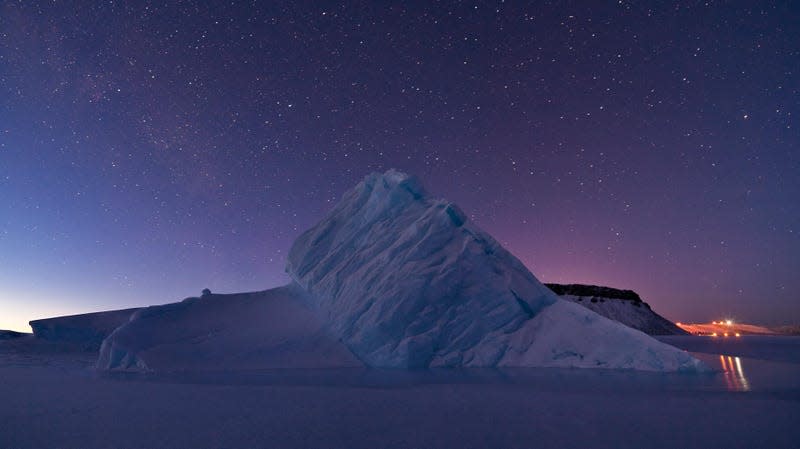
(1, 1), (798, 332)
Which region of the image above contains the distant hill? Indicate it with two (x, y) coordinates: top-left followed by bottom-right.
(545, 284), (642, 301)
(545, 284), (687, 336)
(0, 329), (30, 340)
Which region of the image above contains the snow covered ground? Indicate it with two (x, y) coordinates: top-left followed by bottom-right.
(1, 336), (798, 449)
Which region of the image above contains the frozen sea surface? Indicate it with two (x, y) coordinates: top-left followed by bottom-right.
(658, 335), (800, 363)
(1, 337), (798, 449)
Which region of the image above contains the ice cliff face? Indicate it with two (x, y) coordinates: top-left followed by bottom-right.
(288, 170), (704, 371)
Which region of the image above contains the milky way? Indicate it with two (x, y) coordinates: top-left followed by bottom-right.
(1, 1), (798, 331)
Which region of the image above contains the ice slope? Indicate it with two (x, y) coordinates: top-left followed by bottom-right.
(96, 285), (361, 371)
(29, 308), (140, 348)
(288, 170), (704, 371)
(546, 283), (687, 335)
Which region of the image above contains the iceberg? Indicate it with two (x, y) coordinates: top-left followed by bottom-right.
(288, 170), (704, 371)
(93, 170), (703, 372)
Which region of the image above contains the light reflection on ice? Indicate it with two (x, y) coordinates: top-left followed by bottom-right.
(719, 355), (749, 391)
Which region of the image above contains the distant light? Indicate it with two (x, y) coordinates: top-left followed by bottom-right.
(724, 332), (729, 337)
(676, 322), (682, 326)
(735, 333), (741, 337)
(711, 332), (718, 337)
(726, 320), (733, 326)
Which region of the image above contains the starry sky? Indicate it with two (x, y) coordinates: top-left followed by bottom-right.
(1, 1), (798, 332)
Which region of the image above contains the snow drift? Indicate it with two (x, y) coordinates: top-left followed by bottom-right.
(96, 285), (360, 371)
(288, 170), (704, 371)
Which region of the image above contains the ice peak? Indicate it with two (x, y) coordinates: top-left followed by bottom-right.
(365, 169), (424, 195)
(351, 170), (465, 229)
(366, 168), (411, 187)
(287, 170), (558, 367)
